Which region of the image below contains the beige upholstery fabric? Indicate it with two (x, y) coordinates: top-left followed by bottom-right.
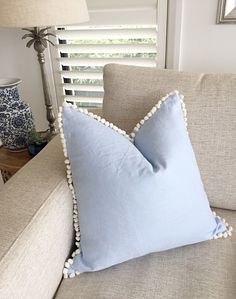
(56, 208), (236, 299)
(103, 64), (236, 210)
(0, 137), (73, 299)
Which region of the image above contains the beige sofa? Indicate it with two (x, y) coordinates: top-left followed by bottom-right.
(0, 64), (235, 299)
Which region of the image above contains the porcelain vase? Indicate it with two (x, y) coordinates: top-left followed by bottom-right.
(0, 78), (34, 150)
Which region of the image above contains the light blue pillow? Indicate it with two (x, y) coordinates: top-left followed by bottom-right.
(58, 91), (232, 278)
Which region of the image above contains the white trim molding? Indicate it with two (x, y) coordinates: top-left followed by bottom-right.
(165, 0), (183, 70)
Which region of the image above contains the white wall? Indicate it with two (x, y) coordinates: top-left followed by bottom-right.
(176, 0), (236, 73)
(0, 28), (50, 131)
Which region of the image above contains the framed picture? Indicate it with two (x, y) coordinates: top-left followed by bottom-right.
(217, 0), (236, 23)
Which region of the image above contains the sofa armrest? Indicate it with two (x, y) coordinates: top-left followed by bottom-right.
(0, 136), (73, 299)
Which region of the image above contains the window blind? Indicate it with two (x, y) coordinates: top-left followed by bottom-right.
(53, 25), (157, 108)
(51, 5), (160, 108)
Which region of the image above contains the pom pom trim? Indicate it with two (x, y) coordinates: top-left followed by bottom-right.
(212, 211), (233, 239)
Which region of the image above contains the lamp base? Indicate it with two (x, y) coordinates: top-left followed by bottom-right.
(22, 27), (57, 137)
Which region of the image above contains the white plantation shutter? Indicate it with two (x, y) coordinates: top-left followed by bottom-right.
(50, 5), (162, 108)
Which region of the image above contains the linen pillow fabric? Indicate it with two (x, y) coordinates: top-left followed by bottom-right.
(58, 91), (232, 278)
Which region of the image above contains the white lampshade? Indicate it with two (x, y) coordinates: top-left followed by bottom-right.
(0, 0), (89, 28)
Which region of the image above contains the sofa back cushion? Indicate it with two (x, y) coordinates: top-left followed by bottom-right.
(103, 64), (236, 210)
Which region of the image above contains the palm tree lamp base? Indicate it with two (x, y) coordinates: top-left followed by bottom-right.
(22, 27), (57, 137)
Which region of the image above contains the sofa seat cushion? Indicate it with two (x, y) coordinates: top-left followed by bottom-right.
(55, 208), (236, 299)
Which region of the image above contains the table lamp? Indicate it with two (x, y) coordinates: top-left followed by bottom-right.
(0, 0), (89, 137)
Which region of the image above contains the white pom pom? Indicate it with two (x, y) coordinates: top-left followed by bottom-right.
(223, 232), (228, 238)
(130, 132), (135, 138)
(63, 268), (69, 274)
(68, 259), (73, 265)
(64, 262), (70, 268)
(140, 120), (145, 125)
(144, 116), (149, 121)
(151, 107), (157, 114)
(69, 273), (75, 278)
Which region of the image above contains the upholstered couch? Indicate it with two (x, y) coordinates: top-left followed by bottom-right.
(0, 64), (235, 299)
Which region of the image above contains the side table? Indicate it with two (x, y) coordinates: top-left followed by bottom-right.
(0, 146), (32, 183)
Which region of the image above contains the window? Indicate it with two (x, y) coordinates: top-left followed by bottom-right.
(50, 2), (167, 108)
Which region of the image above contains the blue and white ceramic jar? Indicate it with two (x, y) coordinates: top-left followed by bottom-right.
(0, 78), (34, 150)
